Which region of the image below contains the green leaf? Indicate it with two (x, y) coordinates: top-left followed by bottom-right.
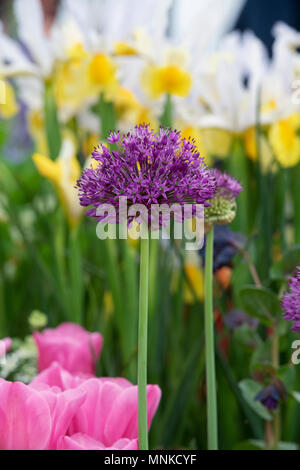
(236, 440), (299, 450)
(239, 379), (272, 421)
(238, 286), (281, 326)
(277, 365), (296, 390)
(270, 247), (300, 281)
(292, 391), (300, 403)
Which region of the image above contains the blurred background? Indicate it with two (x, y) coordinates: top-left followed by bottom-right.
(1, 0), (300, 451)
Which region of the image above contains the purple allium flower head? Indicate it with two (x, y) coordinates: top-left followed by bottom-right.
(282, 268), (300, 332)
(213, 169), (243, 200)
(77, 125), (217, 227)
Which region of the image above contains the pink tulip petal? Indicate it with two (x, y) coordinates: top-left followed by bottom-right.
(58, 434), (138, 450)
(31, 362), (88, 390)
(69, 379), (121, 443)
(104, 385), (161, 444)
(69, 378), (161, 447)
(0, 381), (51, 450)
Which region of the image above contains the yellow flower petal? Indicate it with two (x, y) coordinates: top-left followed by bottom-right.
(269, 119), (300, 168)
(184, 264), (204, 304)
(32, 153), (60, 184)
(114, 41), (137, 56)
(0, 80), (19, 119)
(89, 53), (117, 88)
(141, 64), (192, 99)
(201, 128), (232, 159)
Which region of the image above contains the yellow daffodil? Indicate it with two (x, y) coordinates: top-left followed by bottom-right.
(33, 138), (83, 227)
(269, 114), (300, 168)
(0, 79), (18, 119)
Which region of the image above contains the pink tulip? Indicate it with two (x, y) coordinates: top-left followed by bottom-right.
(58, 433), (138, 450)
(0, 380), (86, 450)
(0, 337), (11, 358)
(31, 362), (87, 390)
(34, 323), (103, 374)
(69, 378), (161, 447)
(31, 362), (132, 391)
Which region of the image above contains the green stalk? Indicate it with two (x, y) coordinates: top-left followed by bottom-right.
(272, 331), (280, 449)
(290, 164), (300, 244)
(149, 237), (159, 317)
(44, 81), (61, 158)
(229, 138), (249, 233)
(160, 94), (172, 128)
(121, 239), (138, 381)
(69, 226), (83, 324)
(138, 234), (150, 450)
(204, 226), (218, 450)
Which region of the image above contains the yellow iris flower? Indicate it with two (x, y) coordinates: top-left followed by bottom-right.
(33, 137), (83, 226)
(141, 63), (192, 99)
(269, 114), (300, 168)
(114, 41), (138, 56)
(0, 79), (19, 119)
(89, 53), (118, 90)
(53, 45), (118, 118)
(244, 127), (275, 172)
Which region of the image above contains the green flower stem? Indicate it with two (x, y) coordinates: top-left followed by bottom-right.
(69, 226), (83, 324)
(229, 138), (249, 234)
(149, 238), (159, 317)
(160, 94), (172, 128)
(44, 81), (61, 159)
(291, 164), (300, 244)
(272, 330), (280, 449)
(138, 234), (150, 450)
(204, 226), (218, 450)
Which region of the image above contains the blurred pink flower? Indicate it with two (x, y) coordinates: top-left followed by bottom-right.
(33, 323), (103, 374)
(0, 337), (11, 358)
(58, 433), (138, 450)
(0, 380), (85, 450)
(69, 378), (161, 447)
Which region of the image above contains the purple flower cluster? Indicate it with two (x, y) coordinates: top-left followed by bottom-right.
(213, 169), (243, 200)
(282, 268), (300, 332)
(77, 125), (216, 226)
